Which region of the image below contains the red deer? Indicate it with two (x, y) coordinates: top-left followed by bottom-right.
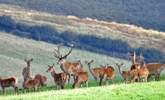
(130, 64), (149, 82)
(72, 71), (88, 88)
(129, 52), (149, 82)
(24, 78), (40, 92)
(145, 63), (165, 80)
(130, 52), (165, 81)
(53, 44), (84, 83)
(34, 74), (47, 87)
(116, 63), (131, 83)
(139, 54), (165, 81)
(85, 60), (105, 85)
(46, 64), (68, 89)
(86, 60), (115, 85)
(22, 58), (33, 88)
(0, 76), (18, 94)
(100, 65), (116, 85)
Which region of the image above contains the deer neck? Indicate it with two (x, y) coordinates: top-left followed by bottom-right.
(27, 65), (32, 75)
(50, 69), (57, 77)
(60, 59), (69, 72)
(87, 64), (96, 79)
(60, 59), (67, 66)
(117, 66), (123, 76)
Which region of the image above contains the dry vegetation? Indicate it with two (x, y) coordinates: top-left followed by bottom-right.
(0, 4), (165, 53)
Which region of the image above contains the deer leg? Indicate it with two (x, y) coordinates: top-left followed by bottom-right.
(144, 76), (148, 82)
(156, 73), (160, 81)
(147, 74), (152, 81)
(99, 74), (105, 86)
(68, 74), (71, 84)
(72, 82), (75, 88)
(13, 85), (18, 95)
(61, 85), (64, 89)
(157, 73), (160, 81)
(99, 77), (103, 86)
(86, 81), (88, 87)
(2, 87), (5, 95)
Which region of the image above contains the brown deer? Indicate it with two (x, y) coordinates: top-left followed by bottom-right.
(116, 63), (131, 83)
(24, 78), (40, 92)
(85, 60), (105, 83)
(129, 52), (149, 82)
(100, 65), (116, 85)
(130, 63), (149, 82)
(46, 64), (68, 89)
(22, 58), (33, 88)
(53, 44), (84, 83)
(138, 54), (165, 81)
(86, 60), (115, 85)
(72, 71), (88, 88)
(34, 74), (47, 87)
(0, 76), (18, 94)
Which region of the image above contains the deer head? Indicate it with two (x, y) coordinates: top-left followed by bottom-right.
(85, 60), (94, 66)
(46, 64), (55, 73)
(24, 58), (33, 67)
(116, 63), (124, 68)
(53, 44), (74, 65)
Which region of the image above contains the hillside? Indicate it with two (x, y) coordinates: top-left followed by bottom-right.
(1, 81), (165, 100)
(0, 0), (165, 31)
(0, 4), (165, 62)
(0, 32), (129, 86)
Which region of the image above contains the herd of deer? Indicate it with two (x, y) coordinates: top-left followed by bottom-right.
(0, 44), (165, 95)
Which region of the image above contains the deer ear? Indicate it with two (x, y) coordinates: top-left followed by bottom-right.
(52, 64), (55, 66)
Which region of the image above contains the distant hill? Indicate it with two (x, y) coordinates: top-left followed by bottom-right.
(0, 4), (165, 63)
(0, 0), (165, 31)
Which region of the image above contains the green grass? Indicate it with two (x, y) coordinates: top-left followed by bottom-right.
(0, 81), (165, 100)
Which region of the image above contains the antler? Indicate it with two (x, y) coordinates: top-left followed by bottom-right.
(129, 51), (136, 64)
(61, 44), (74, 59)
(53, 44), (63, 58)
(139, 52), (145, 66)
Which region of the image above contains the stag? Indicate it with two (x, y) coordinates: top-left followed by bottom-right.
(129, 52), (149, 82)
(46, 64), (68, 89)
(53, 44), (84, 83)
(0, 76), (18, 94)
(130, 63), (149, 82)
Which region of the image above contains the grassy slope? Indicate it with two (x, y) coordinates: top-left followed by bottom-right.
(0, 32), (129, 86)
(0, 4), (165, 54)
(1, 81), (165, 100)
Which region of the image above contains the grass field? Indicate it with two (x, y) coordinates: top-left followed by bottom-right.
(0, 81), (165, 100)
(0, 4), (165, 99)
(0, 31), (164, 100)
(0, 32), (130, 87)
